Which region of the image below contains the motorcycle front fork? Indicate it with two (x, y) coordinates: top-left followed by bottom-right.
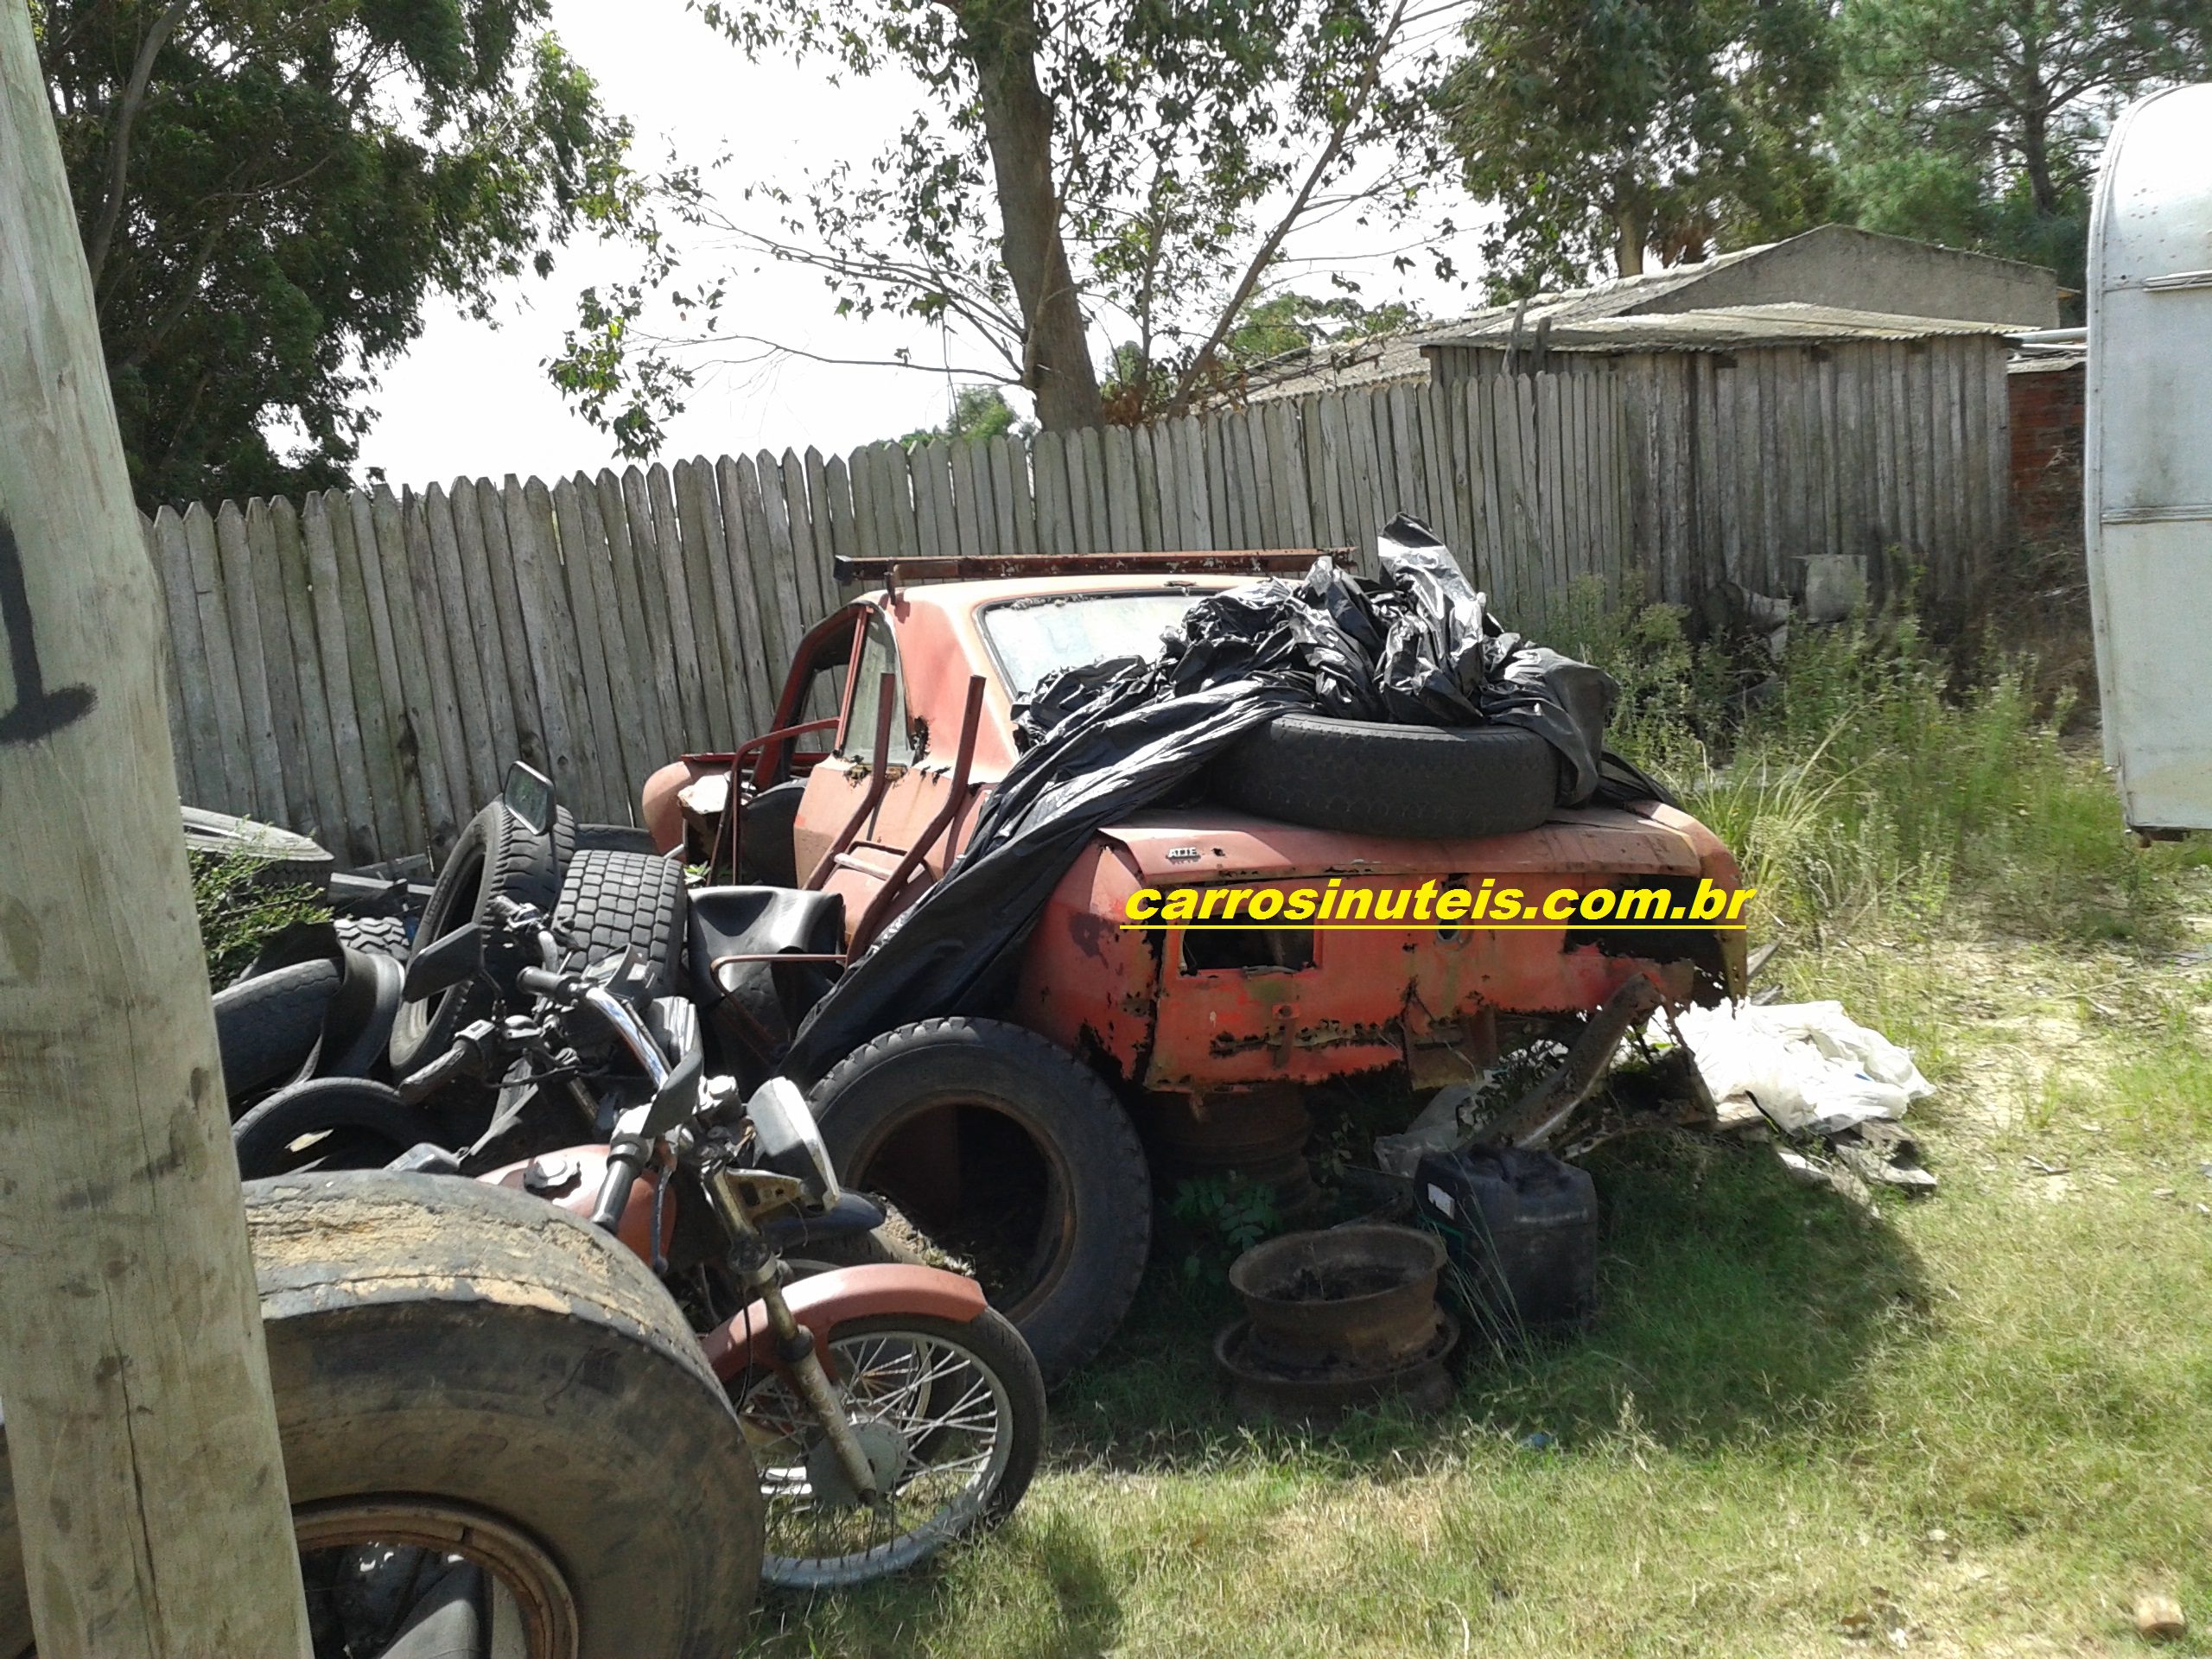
(703, 1168), (887, 1510)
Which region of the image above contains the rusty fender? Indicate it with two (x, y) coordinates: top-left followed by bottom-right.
(700, 1263), (988, 1383)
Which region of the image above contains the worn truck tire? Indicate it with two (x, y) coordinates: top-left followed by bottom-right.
(213, 957), (342, 1105)
(1211, 712), (1560, 839)
(333, 912), (410, 963)
(553, 849), (688, 995)
(809, 1017), (1152, 1385)
(232, 1078), (425, 1179)
(0, 1171), (762, 1659)
(573, 822), (658, 856)
(181, 804), (336, 892)
(389, 803), (571, 1073)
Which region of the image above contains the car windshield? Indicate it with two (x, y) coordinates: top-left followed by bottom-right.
(978, 590), (1209, 700)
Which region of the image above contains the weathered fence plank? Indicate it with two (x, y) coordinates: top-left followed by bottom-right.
(243, 500), (308, 837)
(140, 346), (2011, 861)
(300, 494), (380, 862)
(499, 475), (576, 829)
(156, 525), (209, 813)
(446, 480), (523, 783)
(550, 474), (626, 820)
(270, 499), (350, 855)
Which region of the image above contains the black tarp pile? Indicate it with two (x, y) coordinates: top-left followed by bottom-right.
(782, 516), (1663, 1079)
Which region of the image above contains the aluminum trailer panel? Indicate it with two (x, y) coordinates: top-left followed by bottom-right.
(2086, 84), (2212, 833)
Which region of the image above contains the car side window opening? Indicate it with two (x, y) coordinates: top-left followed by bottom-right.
(837, 609), (915, 766)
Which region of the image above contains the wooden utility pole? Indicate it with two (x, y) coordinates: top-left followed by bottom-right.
(0, 4), (311, 1654)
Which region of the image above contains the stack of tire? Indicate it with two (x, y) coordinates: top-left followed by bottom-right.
(209, 803), (679, 1179)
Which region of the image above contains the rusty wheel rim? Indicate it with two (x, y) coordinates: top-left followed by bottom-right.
(292, 1497), (580, 1659)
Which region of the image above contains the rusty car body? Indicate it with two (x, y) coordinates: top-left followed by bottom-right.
(641, 551), (1745, 1371)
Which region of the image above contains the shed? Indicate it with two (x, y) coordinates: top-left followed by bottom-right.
(1423, 304), (2020, 610)
(1239, 226), (2056, 407)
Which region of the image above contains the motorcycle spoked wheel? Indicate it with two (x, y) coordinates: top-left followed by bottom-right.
(731, 1308), (1044, 1592)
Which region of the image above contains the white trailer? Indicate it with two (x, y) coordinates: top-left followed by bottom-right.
(2085, 84), (2212, 834)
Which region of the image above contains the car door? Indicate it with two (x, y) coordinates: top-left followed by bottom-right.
(791, 606), (969, 944)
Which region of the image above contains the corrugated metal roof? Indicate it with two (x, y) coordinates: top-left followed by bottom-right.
(1236, 243), (1789, 403)
(1429, 302), (2021, 353)
(2008, 342), (2087, 373)
(1231, 229), (2050, 401)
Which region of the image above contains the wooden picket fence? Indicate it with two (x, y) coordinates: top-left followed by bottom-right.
(144, 346), (2010, 867)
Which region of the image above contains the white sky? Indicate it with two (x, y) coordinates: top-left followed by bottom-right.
(353, 2), (1485, 492)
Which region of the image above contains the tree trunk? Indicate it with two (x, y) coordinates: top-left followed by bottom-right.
(957, 0), (1103, 431)
(1614, 201), (1646, 277)
(2020, 103), (2059, 219)
(0, 5), (313, 1655)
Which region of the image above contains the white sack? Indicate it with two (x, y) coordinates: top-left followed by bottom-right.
(1671, 1000), (1932, 1136)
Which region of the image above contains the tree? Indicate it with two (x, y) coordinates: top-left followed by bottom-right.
(1440, 0), (1835, 296)
(1094, 289), (1421, 416)
(35, 0), (633, 505)
(1222, 290), (1425, 365)
(562, 0), (1450, 442)
(897, 383), (1034, 447)
(1832, 0), (2210, 302)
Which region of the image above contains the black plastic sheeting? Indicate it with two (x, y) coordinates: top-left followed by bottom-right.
(781, 517), (1663, 1081)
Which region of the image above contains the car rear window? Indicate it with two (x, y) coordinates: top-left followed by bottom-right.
(978, 591), (1207, 700)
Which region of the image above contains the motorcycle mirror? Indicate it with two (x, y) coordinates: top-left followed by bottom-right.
(746, 1077), (841, 1207)
(401, 921), (484, 1001)
(640, 1033), (705, 1139)
(500, 760), (556, 836)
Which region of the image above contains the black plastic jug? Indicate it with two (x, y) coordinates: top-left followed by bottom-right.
(1413, 1147), (1599, 1339)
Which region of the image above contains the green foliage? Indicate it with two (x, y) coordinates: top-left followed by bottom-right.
(898, 384), (1034, 448)
(1440, 0), (1836, 296)
(1222, 292), (1423, 367)
(569, 1), (1449, 441)
(1829, 0), (2212, 307)
(1556, 584), (2212, 947)
(1166, 1174), (1282, 1279)
(189, 853), (329, 987)
(38, 0), (637, 504)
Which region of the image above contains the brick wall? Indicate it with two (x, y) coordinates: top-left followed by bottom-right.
(2009, 358), (2084, 543)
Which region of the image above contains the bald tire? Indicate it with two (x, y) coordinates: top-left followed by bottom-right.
(0, 1171), (762, 1659)
(1211, 712), (1559, 839)
(808, 1017), (1151, 1386)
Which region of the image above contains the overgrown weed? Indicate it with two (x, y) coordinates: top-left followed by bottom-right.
(1554, 579), (2211, 950)
(190, 851), (327, 986)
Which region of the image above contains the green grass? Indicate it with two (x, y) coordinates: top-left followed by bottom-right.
(190, 851), (327, 987)
(760, 592), (2212, 1656)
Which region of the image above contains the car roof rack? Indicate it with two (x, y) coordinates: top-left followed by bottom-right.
(833, 548), (1352, 596)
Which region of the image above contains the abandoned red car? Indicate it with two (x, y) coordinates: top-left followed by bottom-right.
(645, 551), (1745, 1381)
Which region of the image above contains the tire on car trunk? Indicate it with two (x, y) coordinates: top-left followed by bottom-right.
(388, 803), (571, 1073)
(1209, 712), (1561, 840)
(0, 1170), (763, 1659)
(807, 1017), (1151, 1386)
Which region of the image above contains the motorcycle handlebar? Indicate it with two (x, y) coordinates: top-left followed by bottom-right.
(588, 1142), (647, 1230)
(516, 965), (567, 1001)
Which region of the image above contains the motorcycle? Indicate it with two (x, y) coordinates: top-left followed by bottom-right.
(378, 863), (1046, 1590)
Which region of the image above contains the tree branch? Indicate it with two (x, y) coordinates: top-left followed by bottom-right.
(1164, 0), (1409, 415)
(86, 0), (194, 287)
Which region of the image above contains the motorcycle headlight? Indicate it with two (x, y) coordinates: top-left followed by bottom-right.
(746, 1077), (841, 1208)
